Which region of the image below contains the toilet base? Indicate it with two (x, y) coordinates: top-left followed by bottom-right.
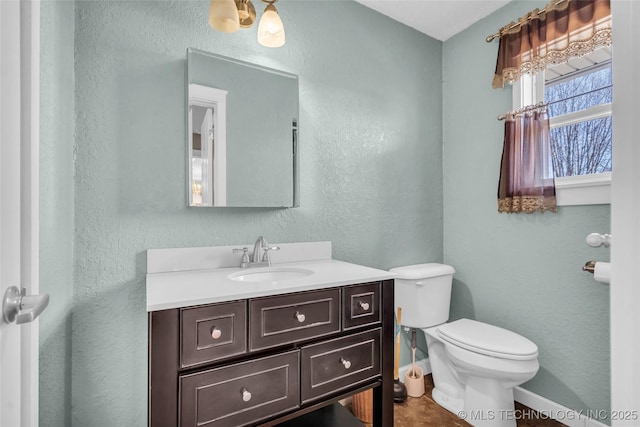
(462, 376), (516, 427)
(432, 378), (518, 427)
(432, 386), (464, 416)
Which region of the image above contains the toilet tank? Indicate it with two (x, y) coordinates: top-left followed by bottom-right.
(390, 263), (456, 329)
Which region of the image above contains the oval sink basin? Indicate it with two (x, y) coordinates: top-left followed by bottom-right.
(228, 268), (314, 283)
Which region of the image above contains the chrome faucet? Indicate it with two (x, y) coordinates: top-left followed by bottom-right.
(233, 236), (280, 268)
(251, 236), (280, 267)
(252, 236), (268, 263)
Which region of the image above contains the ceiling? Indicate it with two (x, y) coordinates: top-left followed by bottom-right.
(354, 0), (512, 41)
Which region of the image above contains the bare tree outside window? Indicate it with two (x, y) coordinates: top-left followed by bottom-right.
(544, 65), (613, 177)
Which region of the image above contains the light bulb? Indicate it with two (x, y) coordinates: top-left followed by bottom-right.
(257, 3), (285, 48)
(209, 0), (240, 33)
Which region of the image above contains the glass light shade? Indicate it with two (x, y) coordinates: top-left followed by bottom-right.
(209, 0), (240, 33)
(257, 3), (285, 48)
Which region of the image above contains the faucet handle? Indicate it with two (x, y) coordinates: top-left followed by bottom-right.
(261, 246), (280, 262)
(232, 247), (250, 268)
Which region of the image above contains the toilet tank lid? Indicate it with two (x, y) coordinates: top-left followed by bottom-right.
(389, 263), (455, 280)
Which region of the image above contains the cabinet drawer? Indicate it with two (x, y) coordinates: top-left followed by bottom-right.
(342, 282), (381, 330)
(181, 301), (247, 368)
(179, 350), (299, 427)
(301, 328), (381, 404)
(249, 289), (340, 351)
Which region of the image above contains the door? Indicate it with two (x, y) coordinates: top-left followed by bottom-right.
(201, 107), (213, 206)
(610, 1), (640, 425)
(0, 1), (47, 426)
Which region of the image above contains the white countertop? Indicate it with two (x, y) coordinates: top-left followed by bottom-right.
(146, 258), (395, 312)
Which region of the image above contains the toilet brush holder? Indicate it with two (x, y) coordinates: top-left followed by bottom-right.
(404, 365), (425, 398)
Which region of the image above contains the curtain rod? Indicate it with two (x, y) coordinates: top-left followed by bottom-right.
(485, 0), (569, 43)
(497, 83), (613, 120)
(497, 102), (547, 121)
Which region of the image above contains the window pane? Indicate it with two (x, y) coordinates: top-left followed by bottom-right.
(545, 66), (612, 117)
(551, 116), (612, 177)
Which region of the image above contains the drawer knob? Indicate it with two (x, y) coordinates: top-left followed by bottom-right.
(358, 301), (370, 311)
(340, 357), (352, 370)
(294, 311), (306, 323)
(211, 327), (222, 340)
(241, 388), (252, 402)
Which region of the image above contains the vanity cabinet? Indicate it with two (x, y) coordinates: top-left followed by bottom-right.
(148, 280), (394, 427)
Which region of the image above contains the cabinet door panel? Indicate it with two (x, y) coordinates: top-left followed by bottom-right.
(179, 350), (299, 427)
(342, 282), (381, 330)
(181, 301), (247, 367)
(301, 329), (381, 403)
(249, 289), (340, 351)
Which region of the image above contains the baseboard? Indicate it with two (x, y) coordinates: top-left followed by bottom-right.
(513, 387), (609, 427)
(404, 357), (608, 427)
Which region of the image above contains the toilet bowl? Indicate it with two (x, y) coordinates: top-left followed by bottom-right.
(424, 320), (539, 427)
(391, 264), (540, 427)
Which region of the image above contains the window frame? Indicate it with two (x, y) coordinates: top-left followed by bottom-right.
(512, 65), (612, 206)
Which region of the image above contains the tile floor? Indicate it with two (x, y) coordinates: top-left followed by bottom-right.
(352, 375), (567, 427)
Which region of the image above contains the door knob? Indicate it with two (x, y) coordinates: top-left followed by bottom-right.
(3, 286), (50, 324)
(586, 233), (611, 248)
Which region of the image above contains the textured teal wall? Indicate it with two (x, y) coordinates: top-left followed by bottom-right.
(443, 0), (610, 418)
(40, 1), (75, 424)
(40, 1), (443, 425)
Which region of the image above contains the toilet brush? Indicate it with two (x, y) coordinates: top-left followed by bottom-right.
(393, 307), (408, 403)
(411, 328), (418, 378)
(404, 328), (425, 397)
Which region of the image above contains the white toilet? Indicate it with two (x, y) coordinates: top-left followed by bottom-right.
(391, 263), (539, 427)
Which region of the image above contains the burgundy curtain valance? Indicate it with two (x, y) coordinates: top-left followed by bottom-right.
(492, 0), (612, 89)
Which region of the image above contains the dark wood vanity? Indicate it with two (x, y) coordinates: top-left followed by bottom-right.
(148, 279), (394, 427)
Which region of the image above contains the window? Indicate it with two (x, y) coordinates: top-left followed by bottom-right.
(513, 47), (613, 205)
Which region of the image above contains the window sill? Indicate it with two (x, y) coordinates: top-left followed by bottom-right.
(555, 172), (611, 206)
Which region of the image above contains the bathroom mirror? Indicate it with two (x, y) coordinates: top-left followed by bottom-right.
(187, 48), (299, 207)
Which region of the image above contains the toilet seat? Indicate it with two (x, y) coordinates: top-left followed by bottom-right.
(437, 319), (538, 361)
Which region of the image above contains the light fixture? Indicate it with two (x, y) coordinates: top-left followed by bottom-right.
(235, 0), (256, 28)
(208, 0), (240, 33)
(257, 0), (285, 48)
(208, 0), (285, 48)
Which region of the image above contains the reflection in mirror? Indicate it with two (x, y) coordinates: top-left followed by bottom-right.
(189, 85), (228, 206)
(187, 48), (299, 207)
